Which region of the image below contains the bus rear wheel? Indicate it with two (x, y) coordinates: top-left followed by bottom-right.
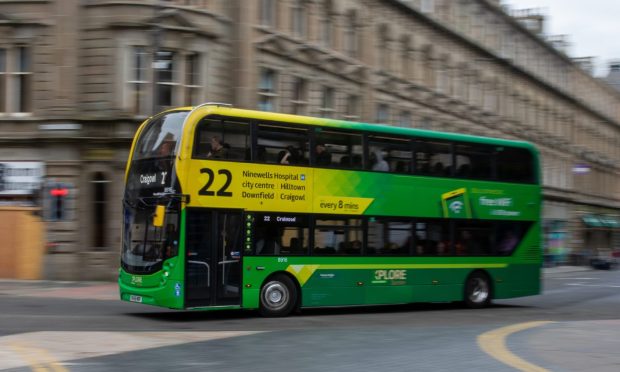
(259, 274), (297, 317)
(464, 271), (491, 309)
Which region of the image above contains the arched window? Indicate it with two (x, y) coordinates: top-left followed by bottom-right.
(92, 172), (109, 248)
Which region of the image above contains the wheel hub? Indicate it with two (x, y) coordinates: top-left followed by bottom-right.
(262, 282), (289, 310)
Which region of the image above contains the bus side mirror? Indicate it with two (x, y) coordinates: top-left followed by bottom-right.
(153, 205), (165, 227)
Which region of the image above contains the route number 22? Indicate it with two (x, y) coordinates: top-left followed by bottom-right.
(198, 168), (233, 197)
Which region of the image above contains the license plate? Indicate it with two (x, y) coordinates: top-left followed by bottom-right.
(129, 295), (143, 303)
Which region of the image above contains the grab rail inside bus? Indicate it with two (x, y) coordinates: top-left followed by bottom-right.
(188, 260), (210, 287)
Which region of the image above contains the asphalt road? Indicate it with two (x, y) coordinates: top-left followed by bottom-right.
(1, 267), (619, 371)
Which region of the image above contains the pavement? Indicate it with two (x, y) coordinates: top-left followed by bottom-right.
(0, 279), (119, 301)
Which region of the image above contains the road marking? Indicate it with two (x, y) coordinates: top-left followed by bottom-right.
(478, 321), (554, 372)
(566, 283), (620, 288)
(0, 331), (264, 370)
(8, 342), (68, 372)
(550, 277), (595, 280)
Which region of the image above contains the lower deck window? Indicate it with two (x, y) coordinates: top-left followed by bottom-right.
(314, 218), (363, 255)
(246, 213), (532, 257)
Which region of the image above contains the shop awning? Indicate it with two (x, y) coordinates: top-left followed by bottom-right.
(582, 214), (620, 228)
(598, 216), (620, 228)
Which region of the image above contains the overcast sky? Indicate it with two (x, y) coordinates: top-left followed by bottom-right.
(504, 0), (620, 77)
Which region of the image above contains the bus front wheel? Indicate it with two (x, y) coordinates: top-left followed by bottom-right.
(464, 271), (491, 309)
(259, 274), (297, 317)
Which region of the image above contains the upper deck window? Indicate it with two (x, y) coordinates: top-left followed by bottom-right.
(133, 111), (188, 160)
(314, 130), (363, 169)
(257, 123), (309, 165)
(415, 140), (453, 177)
(194, 118), (251, 161)
(367, 134), (412, 173)
(496, 147), (536, 183)
(455, 143), (495, 180)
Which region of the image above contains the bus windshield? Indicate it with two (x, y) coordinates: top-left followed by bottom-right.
(133, 111), (188, 160)
(121, 201), (180, 274)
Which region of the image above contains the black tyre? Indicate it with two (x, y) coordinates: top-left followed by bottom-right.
(259, 274), (297, 317)
(464, 271), (491, 309)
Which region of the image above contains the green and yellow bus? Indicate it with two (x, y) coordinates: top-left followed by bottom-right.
(119, 103), (541, 316)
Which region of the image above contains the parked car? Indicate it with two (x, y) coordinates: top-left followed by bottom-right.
(590, 249), (618, 270)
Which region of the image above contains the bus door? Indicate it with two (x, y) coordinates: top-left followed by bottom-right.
(185, 209), (243, 308)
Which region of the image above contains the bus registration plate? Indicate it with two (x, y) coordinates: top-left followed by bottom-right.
(129, 295), (143, 303)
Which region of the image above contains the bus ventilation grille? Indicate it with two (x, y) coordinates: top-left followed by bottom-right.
(522, 245), (541, 262)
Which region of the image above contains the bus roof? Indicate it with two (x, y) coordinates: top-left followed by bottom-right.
(173, 104), (538, 153)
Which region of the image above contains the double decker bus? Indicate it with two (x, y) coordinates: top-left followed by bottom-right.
(120, 103), (541, 316)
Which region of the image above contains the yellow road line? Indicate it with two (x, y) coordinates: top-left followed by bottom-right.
(8, 342), (69, 372)
(477, 321), (554, 372)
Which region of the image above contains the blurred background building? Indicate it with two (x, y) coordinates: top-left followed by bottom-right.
(0, 0), (618, 280)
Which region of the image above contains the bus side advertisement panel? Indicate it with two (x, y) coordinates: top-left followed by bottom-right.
(184, 161), (539, 220)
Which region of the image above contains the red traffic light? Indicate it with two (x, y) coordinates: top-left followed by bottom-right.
(50, 188), (68, 197)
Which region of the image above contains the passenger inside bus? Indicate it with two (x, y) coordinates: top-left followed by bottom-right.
(315, 143), (332, 166)
(370, 150), (389, 171)
(158, 140), (174, 157)
(207, 136), (228, 158)
(278, 146), (301, 165)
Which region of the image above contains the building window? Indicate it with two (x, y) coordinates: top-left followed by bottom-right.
(0, 48), (5, 113)
(320, 0), (334, 48)
(154, 50), (177, 109)
(15, 47), (31, 113)
(319, 86), (335, 118)
(344, 10), (359, 58)
(292, 0), (307, 39)
(376, 103), (389, 124)
(344, 94), (360, 120)
(421, 0), (435, 14)
(399, 110), (412, 127)
(437, 58), (450, 94)
(401, 36), (412, 79)
(260, 0), (276, 27)
(0, 46), (32, 114)
(258, 68), (277, 112)
(422, 46), (434, 88)
(378, 24), (391, 71)
(128, 46), (149, 115)
(184, 53), (201, 106)
(420, 117), (432, 130)
(290, 76), (307, 115)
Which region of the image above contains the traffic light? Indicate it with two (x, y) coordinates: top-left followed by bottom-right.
(49, 184), (69, 220)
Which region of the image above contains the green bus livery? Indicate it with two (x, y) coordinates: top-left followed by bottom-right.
(119, 103), (541, 316)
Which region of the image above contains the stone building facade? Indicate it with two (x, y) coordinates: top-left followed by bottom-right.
(0, 0), (618, 280)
